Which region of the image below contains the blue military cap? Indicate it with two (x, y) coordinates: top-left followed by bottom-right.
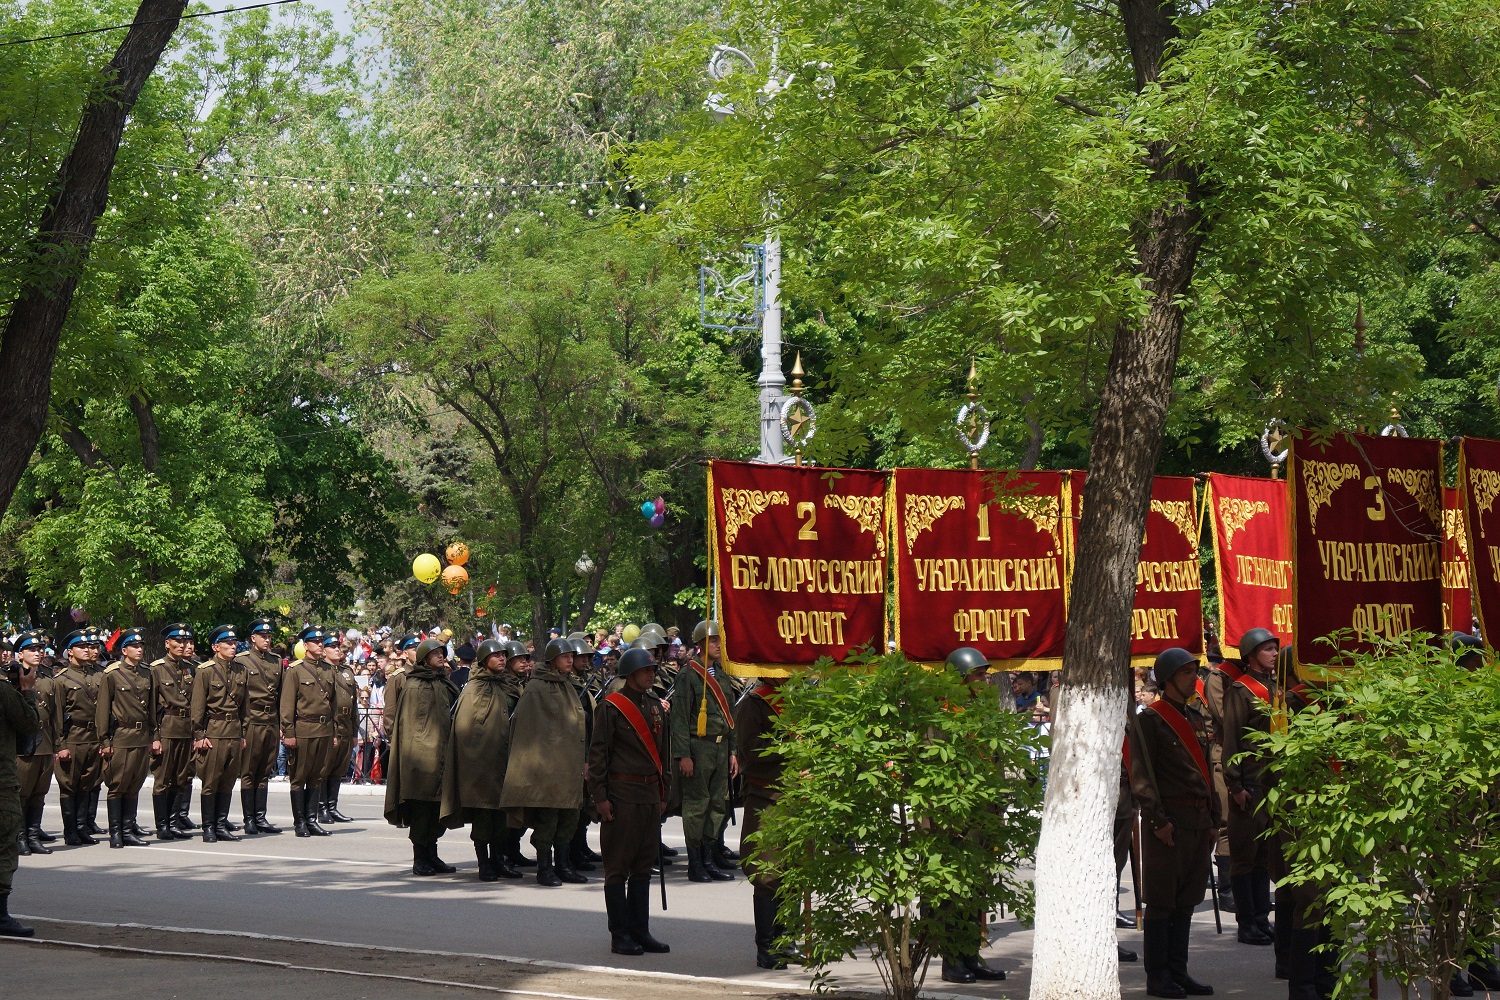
(161, 622), (194, 640)
(13, 630), (47, 652)
(208, 624), (238, 646)
(321, 631), (341, 647)
(62, 629), (90, 651)
(301, 626), (327, 644)
(397, 633), (420, 651)
(117, 628), (145, 648)
(247, 617), (274, 636)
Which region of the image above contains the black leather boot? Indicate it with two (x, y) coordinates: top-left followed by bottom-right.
(476, 842), (498, 882)
(1144, 919), (1185, 998)
(241, 788), (260, 834)
(412, 842), (437, 876)
(1453, 973), (1476, 998)
(429, 842), (455, 873)
(628, 876), (670, 953)
(174, 792), (196, 832)
(31, 802), (56, 843)
(1119, 942), (1138, 962)
(504, 829), (535, 867)
(940, 957), (976, 984)
(702, 846), (735, 882)
(153, 791), (177, 840)
(1215, 857), (1235, 913)
(491, 841), (522, 879)
(107, 797), (126, 849)
(555, 848), (590, 884)
(17, 825), (29, 857)
(1286, 927), (1322, 1000)
(61, 796), (95, 846)
(964, 955), (1006, 981)
(119, 798), (149, 846)
(754, 892), (787, 969)
(1168, 913), (1213, 994)
(326, 778), (353, 822)
(607, 882), (643, 955)
(214, 792), (240, 841)
(201, 793), (219, 843)
(569, 824), (596, 871)
(536, 845), (563, 887)
(303, 787), (330, 836)
(291, 788), (309, 837)
(715, 834), (739, 865)
(255, 787), (280, 834)
(687, 845), (713, 883)
(24, 801), (50, 855)
(1253, 870), (1275, 939)
(0, 895), (35, 938)
(84, 789), (104, 835)
(1232, 876), (1273, 945)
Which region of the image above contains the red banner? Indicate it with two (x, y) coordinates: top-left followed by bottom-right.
(1067, 473), (1203, 664)
(1460, 437), (1500, 644)
(709, 460), (888, 676)
(890, 469), (1067, 666)
(1289, 430), (1443, 674)
(1443, 486), (1475, 635)
(1204, 473), (1291, 654)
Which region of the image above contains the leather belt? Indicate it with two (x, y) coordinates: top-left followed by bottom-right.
(609, 772), (660, 784)
(116, 722), (144, 730)
(692, 734), (725, 744)
(164, 707), (189, 718)
(208, 711), (238, 721)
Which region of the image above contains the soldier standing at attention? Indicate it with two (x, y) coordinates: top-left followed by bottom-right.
(672, 621), (737, 883)
(736, 668), (791, 969)
(191, 625), (248, 843)
(384, 637), (460, 876)
(322, 630), (357, 824)
(96, 628), (156, 849)
(15, 632), (56, 856)
(235, 618), (282, 835)
(502, 637), (589, 887)
(495, 640), (535, 871)
(150, 624), (197, 839)
(1128, 647), (1220, 999)
(440, 637), (518, 881)
(567, 636), (601, 875)
(589, 645), (670, 956)
(53, 630), (104, 846)
(386, 633), (418, 709)
(1223, 628), (1280, 948)
(77, 630), (109, 837)
(1201, 646), (1243, 915)
(0, 639), (41, 937)
(280, 627), (333, 837)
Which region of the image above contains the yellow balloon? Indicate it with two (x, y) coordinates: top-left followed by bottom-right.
(277, 605), (291, 617)
(413, 553), (442, 584)
(441, 563), (470, 595)
(621, 623), (641, 643)
(294, 641), (305, 660)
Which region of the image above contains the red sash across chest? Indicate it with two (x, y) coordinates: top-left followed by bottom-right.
(603, 692), (663, 778)
(1146, 699), (1212, 792)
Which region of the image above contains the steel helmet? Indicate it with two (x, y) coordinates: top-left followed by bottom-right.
(617, 646), (657, 677)
(944, 646), (990, 676)
(503, 640), (530, 661)
(1152, 647), (1200, 686)
(475, 638), (506, 665)
(1238, 627), (1279, 663)
(692, 620), (720, 643)
(413, 638), (447, 665)
(544, 637), (574, 662)
(570, 637), (592, 657)
(1451, 632), (1484, 667)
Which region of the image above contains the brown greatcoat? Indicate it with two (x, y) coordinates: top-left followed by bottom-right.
(383, 666), (459, 823)
(499, 665), (585, 811)
(439, 671), (511, 827)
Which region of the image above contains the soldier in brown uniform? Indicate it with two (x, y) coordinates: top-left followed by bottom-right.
(495, 640), (535, 871)
(151, 623), (198, 839)
(321, 630), (357, 825)
(96, 628), (157, 848)
(14, 633), (56, 856)
(1128, 647), (1220, 999)
(386, 633), (417, 710)
(736, 668), (790, 969)
(384, 638), (460, 875)
(440, 637), (519, 881)
(1200, 648), (1243, 915)
(234, 618), (282, 835)
(53, 630), (104, 846)
(588, 645), (670, 956)
(280, 627), (334, 838)
(191, 625), (248, 843)
(567, 636), (601, 874)
(1222, 628), (1280, 947)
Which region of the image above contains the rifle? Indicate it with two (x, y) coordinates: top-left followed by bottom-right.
(1207, 847), (1222, 934)
(659, 828), (669, 911)
(1129, 813), (1143, 929)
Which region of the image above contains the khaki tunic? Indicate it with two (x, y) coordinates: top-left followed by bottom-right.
(1127, 698), (1219, 919)
(150, 655), (196, 791)
(1222, 670), (1277, 874)
(279, 658), (334, 787)
(190, 655), (247, 794)
(97, 660), (157, 798)
(326, 664), (357, 781)
(236, 648), (282, 788)
(734, 685), (784, 890)
(18, 670), (56, 802)
(588, 684), (668, 885)
(440, 671), (512, 826)
(52, 663), (103, 796)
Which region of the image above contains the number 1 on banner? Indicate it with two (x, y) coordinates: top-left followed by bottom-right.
(977, 503), (991, 542)
(797, 502), (819, 540)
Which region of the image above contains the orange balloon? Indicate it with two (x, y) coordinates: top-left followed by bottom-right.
(441, 563), (469, 594)
(446, 541), (470, 567)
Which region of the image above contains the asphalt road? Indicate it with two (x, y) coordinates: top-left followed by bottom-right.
(4, 782), (1291, 999)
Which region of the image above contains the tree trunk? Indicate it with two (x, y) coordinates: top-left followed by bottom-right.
(571, 540), (611, 632)
(0, 1), (188, 518)
(1029, 6), (1205, 997)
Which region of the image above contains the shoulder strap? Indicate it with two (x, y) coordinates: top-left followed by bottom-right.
(1146, 700), (1212, 792)
(1236, 673), (1271, 703)
(691, 660), (735, 735)
(604, 692), (664, 777)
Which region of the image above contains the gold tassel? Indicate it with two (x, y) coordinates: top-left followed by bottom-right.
(1271, 694), (1288, 735)
(696, 673), (709, 737)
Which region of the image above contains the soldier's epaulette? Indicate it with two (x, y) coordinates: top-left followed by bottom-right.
(149, 658), (168, 668)
(105, 662), (121, 673)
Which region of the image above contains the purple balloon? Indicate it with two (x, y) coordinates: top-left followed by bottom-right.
(649, 512), (665, 529)
(653, 496), (666, 514)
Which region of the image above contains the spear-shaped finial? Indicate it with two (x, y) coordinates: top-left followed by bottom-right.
(791, 351), (805, 394)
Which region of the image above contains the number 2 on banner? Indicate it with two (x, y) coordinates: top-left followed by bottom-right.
(977, 504), (991, 542)
(797, 502), (819, 540)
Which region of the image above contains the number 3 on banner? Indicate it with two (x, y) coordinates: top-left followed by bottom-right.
(797, 502), (819, 540)
(977, 504), (991, 542)
(1364, 476), (1386, 522)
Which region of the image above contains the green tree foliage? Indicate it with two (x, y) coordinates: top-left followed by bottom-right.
(1263, 639), (1500, 1000)
(756, 653), (1043, 1000)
